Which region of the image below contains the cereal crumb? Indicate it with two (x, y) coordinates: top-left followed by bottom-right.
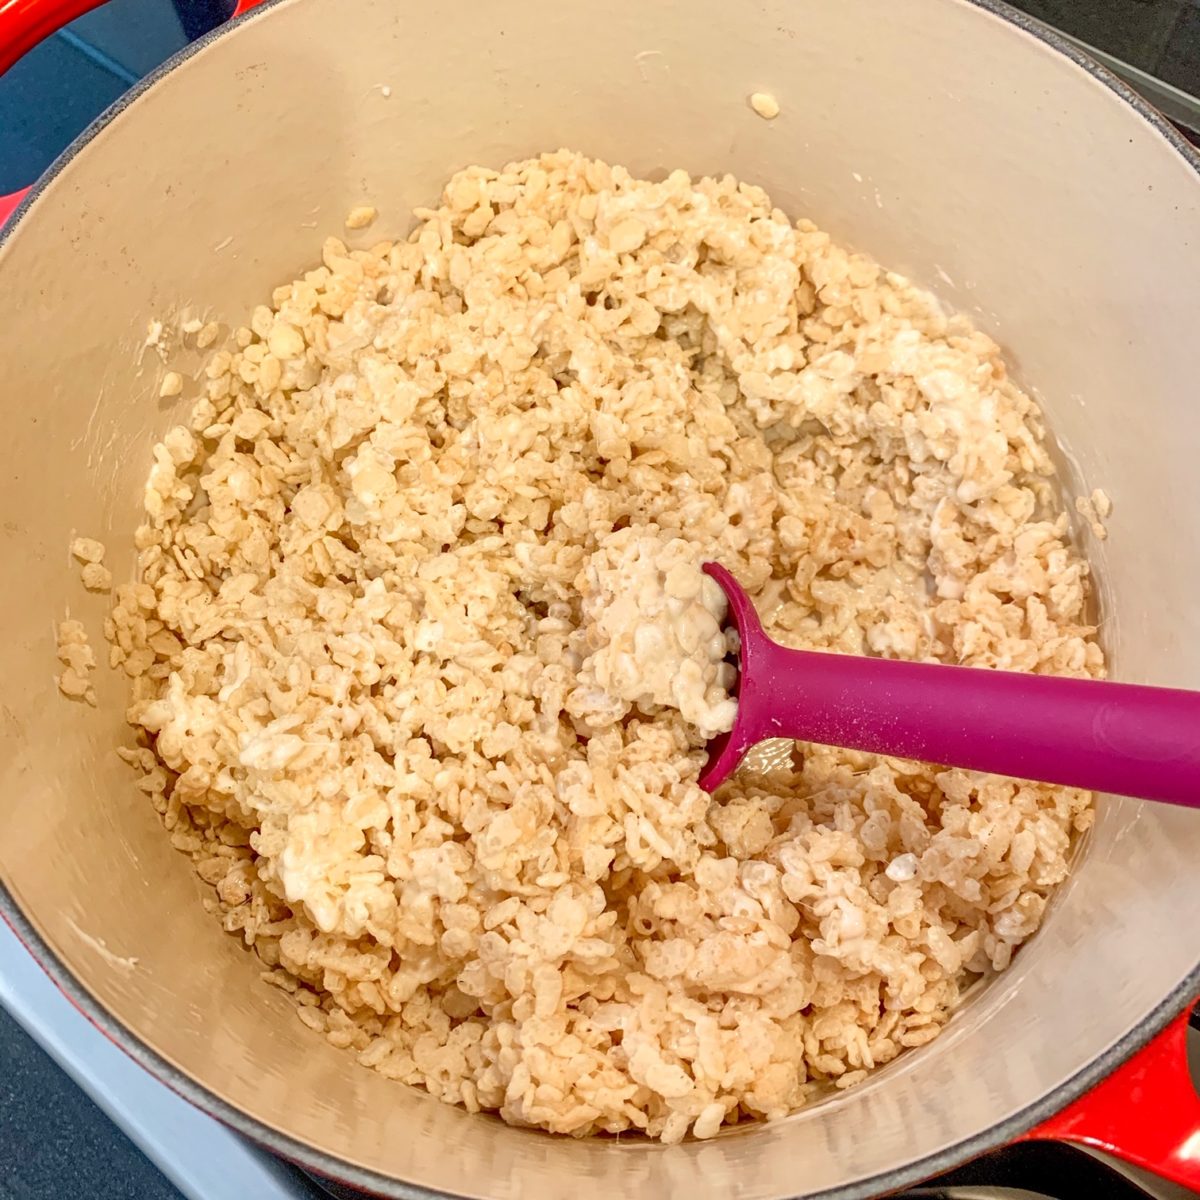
(1075, 490), (1111, 540)
(180, 317), (204, 335)
(56, 618), (96, 705)
(71, 536), (113, 591)
(81, 562), (113, 592)
(345, 205), (378, 230)
(70, 537), (106, 564)
(196, 322), (220, 349)
(143, 318), (168, 362)
(159, 371), (184, 398)
(749, 91), (780, 119)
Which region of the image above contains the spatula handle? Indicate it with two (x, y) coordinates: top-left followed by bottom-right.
(748, 642), (1200, 806)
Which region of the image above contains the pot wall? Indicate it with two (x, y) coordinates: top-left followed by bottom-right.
(1, 1), (1199, 1196)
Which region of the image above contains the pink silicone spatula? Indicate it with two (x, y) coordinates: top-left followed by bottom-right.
(699, 562), (1200, 806)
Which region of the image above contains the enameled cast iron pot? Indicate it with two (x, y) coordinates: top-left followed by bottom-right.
(1, 1), (1199, 1195)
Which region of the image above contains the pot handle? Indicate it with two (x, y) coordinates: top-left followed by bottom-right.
(0, 188), (29, 226)
(1022, 998), (1200, 1191)
(0, 0), (267, 226)
(0, 0), (109, 75)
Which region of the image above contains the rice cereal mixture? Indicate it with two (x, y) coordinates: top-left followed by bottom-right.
(106, 150), (1103, 1144)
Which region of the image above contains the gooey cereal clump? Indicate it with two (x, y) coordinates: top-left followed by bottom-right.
(110, 150), (1102, 1143)
(569, 529), (738, 739)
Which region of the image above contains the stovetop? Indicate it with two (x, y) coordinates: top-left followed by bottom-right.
(1, 3), (1199, 1198)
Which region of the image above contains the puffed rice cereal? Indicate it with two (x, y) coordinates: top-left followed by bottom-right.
(56, 618), (97, 705)
(108, 150), (1103, 1143)
(72, 536), (112, 592)
(569, 530), (738, 739)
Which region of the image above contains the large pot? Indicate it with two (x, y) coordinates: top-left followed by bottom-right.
(1, 0), (1199, 1196)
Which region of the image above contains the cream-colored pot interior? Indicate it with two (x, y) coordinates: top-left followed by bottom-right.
(2, 0), (1199, 1196)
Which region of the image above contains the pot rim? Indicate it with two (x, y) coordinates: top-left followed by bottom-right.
(2, 1), (1198, 1196)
